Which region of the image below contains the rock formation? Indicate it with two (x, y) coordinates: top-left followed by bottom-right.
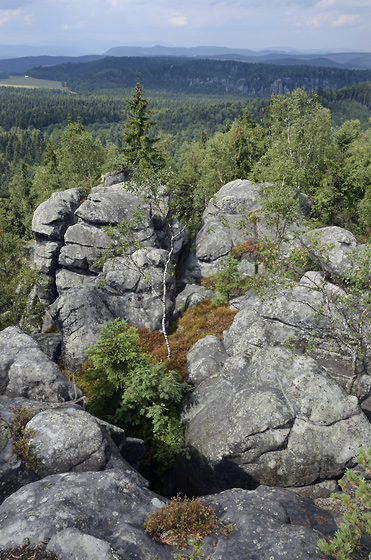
(0, 176), (368, 558)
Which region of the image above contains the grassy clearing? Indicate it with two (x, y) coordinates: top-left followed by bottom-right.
(0, 76), (66, 89)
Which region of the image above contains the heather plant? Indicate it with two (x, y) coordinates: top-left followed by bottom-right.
(144, 494), (227, 549)
(136, 299), (237, 376)
(9, 406), (38, 471)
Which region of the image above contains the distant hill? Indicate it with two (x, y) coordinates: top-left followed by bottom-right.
(26, 56), (371, 97)
(104, 45), (371, 70)
(0, 55), (105, 74)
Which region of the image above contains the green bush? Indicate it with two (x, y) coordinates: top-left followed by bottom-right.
(83, 318), (191, 471)
(144, 494), (227, 549)
(318, 447), (371, 560)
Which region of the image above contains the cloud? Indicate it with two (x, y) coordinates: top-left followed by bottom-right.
(332, 13), (359, 26)
(0, 8), (21, 26)
(169, 14), (187, 26)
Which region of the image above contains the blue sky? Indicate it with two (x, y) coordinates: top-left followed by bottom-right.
(0, 0), (370, 53)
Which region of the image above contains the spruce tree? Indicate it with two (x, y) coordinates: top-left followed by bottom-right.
(122, 81), (165, 171)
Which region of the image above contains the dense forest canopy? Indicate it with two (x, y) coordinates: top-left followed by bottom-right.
(27, 56), (371, 97)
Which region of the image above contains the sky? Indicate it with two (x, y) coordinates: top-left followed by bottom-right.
(0, 0), (370, 54)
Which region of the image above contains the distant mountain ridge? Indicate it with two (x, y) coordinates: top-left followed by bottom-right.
(104, 45), (371, 70)
(0, 44), (371, 75)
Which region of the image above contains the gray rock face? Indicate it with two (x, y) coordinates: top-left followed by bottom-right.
(0, 472), (345, 560)
(32, 181), (188, 370)
(32, 188), (82, 240)
(191, 179), (301, 279)
(301, 226), (359, 276)
(180, 280), (371, 495)
(0, 326), (79, 402)
(48, 286), (114, 372)
(0, 470), (171, 560)
(194, 179), (261, 277)
(27, 408), (110, 477)
(47, 528), (121, 560)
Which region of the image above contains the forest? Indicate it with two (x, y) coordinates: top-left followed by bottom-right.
(1, 73), (371, 330)
(27, 56), (371, 96)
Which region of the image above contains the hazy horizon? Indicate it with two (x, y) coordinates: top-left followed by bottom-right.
(0, 0), (370, 56)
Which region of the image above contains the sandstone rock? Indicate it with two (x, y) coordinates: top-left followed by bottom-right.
(32, 333), (62, 364)
(32, 188), (82, 240)
(58, 222), (113, 272)
(27, 408), (110, 477)
(0, 473), (346, 560)
(179, 282), (371, 495)
(0, 327), (79, 402)
(174, 284), (215, 318)
(193, 179), (301, 278)
(47, 528), (121, 560)
(301, 226), (359, 276)
(0, 470), (171, 560)
(48, 286), (114, 371)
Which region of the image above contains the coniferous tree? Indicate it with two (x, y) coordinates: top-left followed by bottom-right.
(122, 81), (165, 171)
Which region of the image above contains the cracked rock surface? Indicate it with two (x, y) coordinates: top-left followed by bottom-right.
(179, 281), (371, 495)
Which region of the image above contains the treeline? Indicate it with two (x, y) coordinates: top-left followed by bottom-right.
(28, 56), (371, 96)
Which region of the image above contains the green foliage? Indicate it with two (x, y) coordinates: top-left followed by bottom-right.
(318, 447), (371, 560)
(9, 407), (38, 471)
(58, 120), (106, 191)
(0, 220), (45, 331)
(122, 81), (166, 171)
(212, 255), (244, 302)
(83, 318), (190, 470)
(252, 90), (335, 199)
(144, 494), (226, 549)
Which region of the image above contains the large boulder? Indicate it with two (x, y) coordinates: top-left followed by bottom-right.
(190, 179), (301, 279)
(301, 226), (359, 276)
(48, 285), (114, 372)
(179, 279), (371, 495)
(27, 408), (110, 477)
(0, 470), (346, 560)
(0, 326), (78, 401)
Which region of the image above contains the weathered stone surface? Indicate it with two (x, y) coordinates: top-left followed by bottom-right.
(27, 408), (110, 477)
(301, 226), (359, 276)
(47, 528), (121, 560)
(48, 286), (114, 371)
(203, 486), (342, 560)
(0, 473), (346, 560)
(32, 188), (82, 239)
(58, 222), (113, 271)
(33, 239), (64, 274)
(194, 180), (260, 276)
(0, 470), (171, 560)
(0, 327), (79, 402)
(99, 248), (176, 332)
(32, 333), (62, 364)
(180, 281), (371, 495)
(186, 335), (227, 386)
(193, 179), (300, 278)
(174, 284), (215, 318)
(55, 269), (97, 292)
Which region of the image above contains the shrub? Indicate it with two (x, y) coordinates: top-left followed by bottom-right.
(80, 318), (190, 472)
(144, 494), (227, 549)
(137, 299), (237, 376)
(9, 406), (38, 471)
(318, 447), (371, 559)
